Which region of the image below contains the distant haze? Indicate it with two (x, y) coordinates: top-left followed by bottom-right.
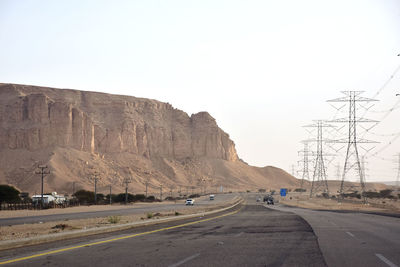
(0, 0), (399, 183)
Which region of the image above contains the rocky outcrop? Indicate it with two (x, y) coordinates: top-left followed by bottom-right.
(0, 83), (238, 162)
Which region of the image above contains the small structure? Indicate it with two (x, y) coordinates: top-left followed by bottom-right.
(32, 192), (66, 205)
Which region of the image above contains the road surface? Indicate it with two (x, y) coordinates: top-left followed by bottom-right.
(1, 194), (398, 266)
(0, 194), (236, 226)
(269, 203), (400, 267)
(0, 200), (325, 266)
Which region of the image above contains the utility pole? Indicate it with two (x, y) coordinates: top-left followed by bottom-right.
(35, 165), (50, 208)
(145, 180), (149, 198)
(72, 181), (76, 196)
(109, 185), (112, 205)
(93, 173), (99, 205)
(328, 91), (378, 203)
(123, 177), (132, 205)
(304, 121), (334, 198)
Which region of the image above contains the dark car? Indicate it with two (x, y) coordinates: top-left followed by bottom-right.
(263, 195), (274, 205)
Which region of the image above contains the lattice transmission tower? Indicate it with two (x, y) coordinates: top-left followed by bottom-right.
(327, 91), (378, 202)
(395, 153), (400, 192)
(298, 141), (312, 191)
(304, 120), (334, 198)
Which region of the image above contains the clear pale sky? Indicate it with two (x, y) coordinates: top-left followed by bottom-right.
(1, 0), (399, 183)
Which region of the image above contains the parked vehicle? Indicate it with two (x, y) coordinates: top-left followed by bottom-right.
(263, 195), (274, 205)
(209, 194), (215, 200)
(185, 199), (194, 205)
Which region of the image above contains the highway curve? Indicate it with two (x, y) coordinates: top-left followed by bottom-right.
(0, 201), (325, 266)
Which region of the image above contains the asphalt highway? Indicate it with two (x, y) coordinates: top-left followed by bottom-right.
(270, 203), (400, 267)
(0, 194), (236, 226)
(0, 199), (325, 266)
(2, 194), (397, 266)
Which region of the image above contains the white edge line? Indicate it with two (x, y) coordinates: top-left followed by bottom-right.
(168, 253), (200, 267)
(375, 254), (398, 267)
(235, 232), (244, 237)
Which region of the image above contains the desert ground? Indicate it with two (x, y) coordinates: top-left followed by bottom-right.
(279, 192), (400, 214)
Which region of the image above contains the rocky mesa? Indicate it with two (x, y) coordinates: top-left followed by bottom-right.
(0, 83), (299, 195)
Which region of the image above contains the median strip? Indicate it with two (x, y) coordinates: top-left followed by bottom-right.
(0, 197), (242, 251)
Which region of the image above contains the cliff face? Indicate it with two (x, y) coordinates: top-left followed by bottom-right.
(0, 83), (300, 194)
(0, 83), (238, 161)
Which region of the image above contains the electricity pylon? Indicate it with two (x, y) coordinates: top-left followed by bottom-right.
(395, 153), (400, 192)
(327, 91), (378, 203)
(298, 141), (312, 191)
(304, 120), (334, 198)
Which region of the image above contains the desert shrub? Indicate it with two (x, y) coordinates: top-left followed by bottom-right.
(343, 192), (360, 199)
(133, 194), (146, 202)
(147, 213), (153, 219)
(114, 193), (135, 203)
(364, 191), (380, 198)
(379, 189), (393, 198)
(73, 190), (95, 204)
(189, 194), (200, 198)
(294, 188), (306, 192)
(145, 195), (156, 202)
(0, 185), (21, 203)
(108, 216), (121, 224)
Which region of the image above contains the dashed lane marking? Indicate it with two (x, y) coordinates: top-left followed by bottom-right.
(168, 253), (200, 267)
(346, 231), (355, 238)
(375, 253), (398, 267)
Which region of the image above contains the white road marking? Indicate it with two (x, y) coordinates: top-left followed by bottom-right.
(330, 221), (337, 226)
(375, 254), (398, 267)
(235, 232), (244, 237)
(168, 253), (201, 267)
(346, 231), (355, 237)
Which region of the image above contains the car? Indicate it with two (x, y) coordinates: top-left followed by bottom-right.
(185, 199), (194, 205)
(263, 195), (274, 205)
(209, 194), (215, 200)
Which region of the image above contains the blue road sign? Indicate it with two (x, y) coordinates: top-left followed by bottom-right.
(280, 188), (287, 196)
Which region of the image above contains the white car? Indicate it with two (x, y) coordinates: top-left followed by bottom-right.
(185, 199), (194, 205)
